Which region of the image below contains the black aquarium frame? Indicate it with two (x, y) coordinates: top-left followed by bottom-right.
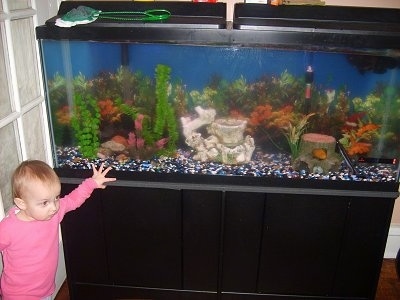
(36, 2), (400, 300)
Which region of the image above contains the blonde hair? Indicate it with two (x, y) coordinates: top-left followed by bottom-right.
(12, 160), (60, 199)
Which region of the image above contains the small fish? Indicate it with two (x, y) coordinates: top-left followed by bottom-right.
(312, 148), (327, 160)
(342, 112), (367, 132)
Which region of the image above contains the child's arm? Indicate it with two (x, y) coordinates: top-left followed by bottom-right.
(59, 163), (116, 215)
(91, 163), (116, 189)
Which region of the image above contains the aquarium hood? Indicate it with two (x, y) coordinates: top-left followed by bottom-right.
(36, 2), (400, 54)
(36, 1), (227, 42)
(233, 3), (400, 53)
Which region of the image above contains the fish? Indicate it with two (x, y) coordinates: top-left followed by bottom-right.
(342, 112), (367, 132)
(312, 148), (327, 160)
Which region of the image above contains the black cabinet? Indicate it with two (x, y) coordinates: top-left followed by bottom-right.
(257, 194), (347, 295)
(60, 179), (396, 300)
(103, 187), (182, 288)
(61, 185), (108, 285)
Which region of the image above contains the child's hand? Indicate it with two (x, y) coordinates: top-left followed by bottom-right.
(91, 163), (116, 189)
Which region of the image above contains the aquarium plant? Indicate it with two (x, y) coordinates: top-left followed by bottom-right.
(113, 97), (150, 152)
(115, 97), (138, 120)
(282, 112), (315, 160)
(110, 64), (179, 159)
(339, 118), (380, 156)
(70, 93), (101, 158)
(48, 74), (72, 145)
(153, 64), (178, 154)
(352, 85), (400, 158)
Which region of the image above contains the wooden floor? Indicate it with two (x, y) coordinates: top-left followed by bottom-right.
(55, 280), (69, 300)
(375, 259), (400, 300)
(55, 259), (400, 300)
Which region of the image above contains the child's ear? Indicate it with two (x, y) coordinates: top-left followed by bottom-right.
(14, 198), (27, 210)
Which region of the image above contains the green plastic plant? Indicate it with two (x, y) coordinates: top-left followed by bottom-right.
(114, 97), (138, 119)
(70, 93), (101, 158)
(153, 64), (178, 153)
(282, 113), (315, 159)
(114, 97), (154, 146)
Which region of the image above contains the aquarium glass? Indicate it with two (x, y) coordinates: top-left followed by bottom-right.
(39, 40), (400, 182)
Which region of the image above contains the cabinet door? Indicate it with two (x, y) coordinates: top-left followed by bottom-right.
(103, 186), (182, 289)
(257, 193), (348, 295)
(61, 184), (109, 284)
(333, 196), (395, 298)
(222, 191), (265, 292)
(182, 189), (222, 291)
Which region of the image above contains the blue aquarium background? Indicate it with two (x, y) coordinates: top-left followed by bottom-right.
(40, 40), (400, 182)
(43, 41), (395, 98)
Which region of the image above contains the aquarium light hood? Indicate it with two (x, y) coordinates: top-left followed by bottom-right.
(42, 1), (227, 29)
(36, 2), (400, 55)
(234, 4), (400, 31)
(232, 4), (400, 53)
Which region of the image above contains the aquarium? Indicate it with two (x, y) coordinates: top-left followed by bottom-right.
(36, 2), (400, 183)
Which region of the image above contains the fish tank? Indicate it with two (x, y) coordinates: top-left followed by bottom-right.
(36, 1), (400, 189)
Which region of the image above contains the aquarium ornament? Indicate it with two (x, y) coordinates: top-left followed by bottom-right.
(55, 6), (171, 27)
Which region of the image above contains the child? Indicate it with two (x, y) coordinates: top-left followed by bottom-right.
(0, 160), (116, 300)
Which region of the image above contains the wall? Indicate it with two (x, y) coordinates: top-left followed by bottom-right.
(213, 0), (400, 21)
(326, 0), (400, 8)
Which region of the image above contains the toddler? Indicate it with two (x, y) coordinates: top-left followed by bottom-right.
(0, 160), (116, 300)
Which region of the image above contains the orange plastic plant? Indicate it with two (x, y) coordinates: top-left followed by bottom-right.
(339, 120), (380, 156)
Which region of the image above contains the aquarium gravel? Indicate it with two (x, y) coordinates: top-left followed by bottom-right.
(56, 147), (398, 182)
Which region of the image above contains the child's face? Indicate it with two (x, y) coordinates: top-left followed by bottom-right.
(16, 180), (61, 221)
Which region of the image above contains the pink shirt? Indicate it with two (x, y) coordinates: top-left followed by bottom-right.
(0, 178), (98, 300)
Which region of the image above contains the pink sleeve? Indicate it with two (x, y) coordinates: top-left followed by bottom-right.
(59, 178), (98, 215)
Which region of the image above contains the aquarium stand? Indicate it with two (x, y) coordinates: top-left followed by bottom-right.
(59, 171), (398, 300)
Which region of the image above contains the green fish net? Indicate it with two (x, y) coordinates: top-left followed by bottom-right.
(61, 6), (101, 23)
(55, 6), (171, 27)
